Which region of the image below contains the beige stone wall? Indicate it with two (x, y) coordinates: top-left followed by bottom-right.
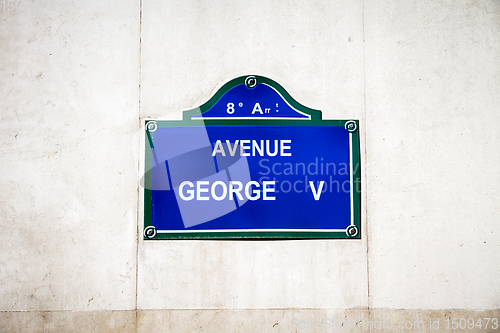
(1, 309), (500, 332)
(1, 0), (499, 331)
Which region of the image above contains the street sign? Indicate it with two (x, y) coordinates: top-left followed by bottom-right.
(143, 75), (361, 239)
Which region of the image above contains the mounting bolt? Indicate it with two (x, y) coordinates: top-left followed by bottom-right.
(345, 120), (357, 133)
(244, 76), (258, 89)
(144, 226), (157, 239)
(146, 121), (158, 132)
(346, 225), (359, 238)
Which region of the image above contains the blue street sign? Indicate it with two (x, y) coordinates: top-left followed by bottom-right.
(143, 75), (361, 239)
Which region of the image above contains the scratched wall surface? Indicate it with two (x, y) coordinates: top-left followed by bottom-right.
(1, 0), (499, 332)
(0, 0), (140, 312)
(365, 0), (500, 310)
(138, 0), (368, 311)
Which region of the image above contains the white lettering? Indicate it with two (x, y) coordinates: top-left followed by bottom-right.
(263, 181), (276, 200)
(240, 140), (250, 156)
(309, 181), (325, 200)
(211, 181), (227, 201)
(229, 181), (244, 201)
(178, 180), (277, 201)
(212, 140), (225, 156)
(281, 139), (292, 156)
(252, 140), (264, 156)
(179, 181), (194, 201)
(245, 181), (261, 200)
(213, 140), (293, 157)
(197, 181), (209, 200)
(226, 140), (239, 156)
(266, 140), (278, 156)
(252, 102), (263, 114)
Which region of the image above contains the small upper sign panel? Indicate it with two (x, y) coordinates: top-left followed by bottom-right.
(184, 76), (321, 121)
(191, 76), (311, 120)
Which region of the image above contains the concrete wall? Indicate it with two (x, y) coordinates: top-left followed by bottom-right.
(1, 0), (499, 332)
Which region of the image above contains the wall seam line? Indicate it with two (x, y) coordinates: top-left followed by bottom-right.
(135, 0), (144, 331)
(362, 0), (372, 331)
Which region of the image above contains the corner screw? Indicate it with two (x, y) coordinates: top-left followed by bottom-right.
(245, 76), (258, 89)
(144, 226), (157, 239)
(345, 120), (357, 133)
(146, 121), (158, 132)
(346, 225), (359, 238)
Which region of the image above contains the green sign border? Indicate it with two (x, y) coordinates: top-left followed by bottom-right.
(144, 75), (361, 240)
